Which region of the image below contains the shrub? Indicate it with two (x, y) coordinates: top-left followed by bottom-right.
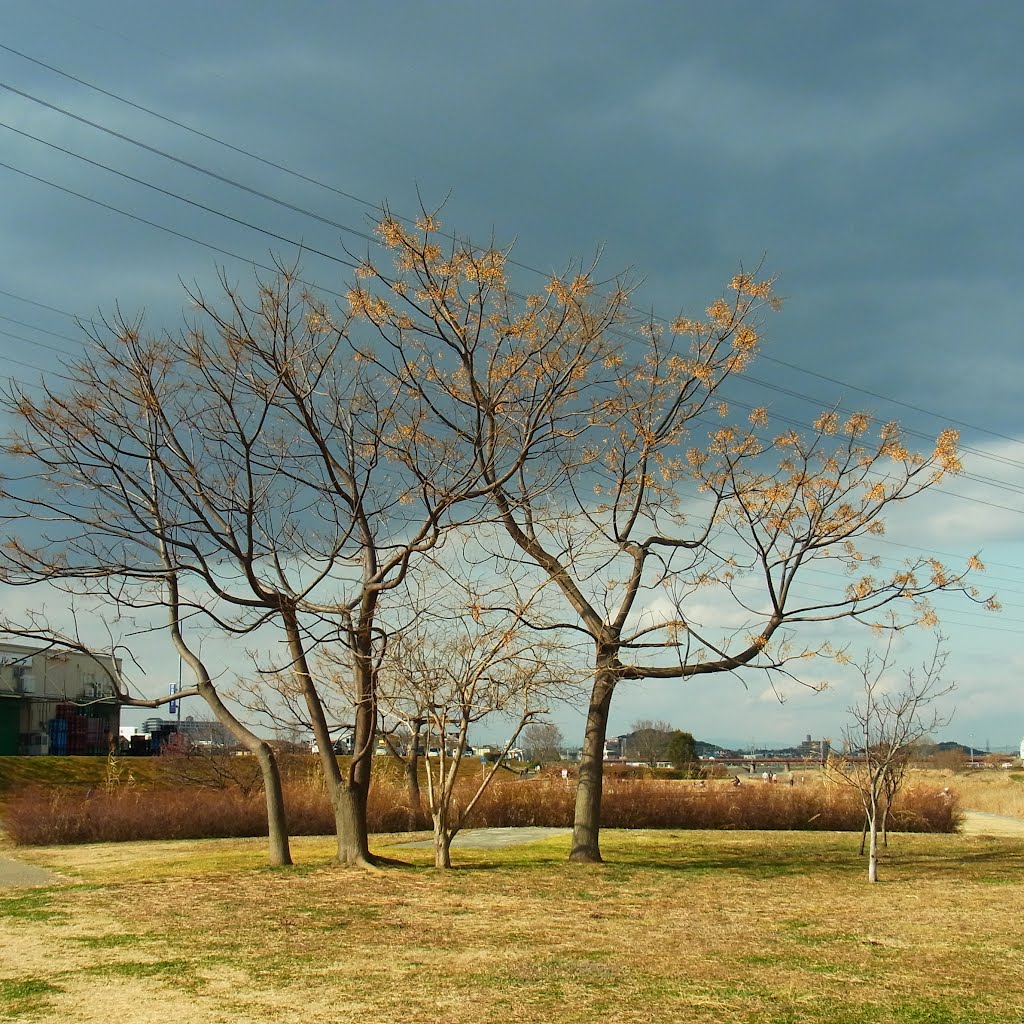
(2, 776), (960, 846)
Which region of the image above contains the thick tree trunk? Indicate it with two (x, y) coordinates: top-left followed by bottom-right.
(333, 785), (374, 866)
(345, 649), (376, 858)
(570, 662), (617, 863)
(283, 606), (375, 867)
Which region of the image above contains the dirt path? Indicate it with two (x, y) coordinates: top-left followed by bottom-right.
(395, 826), (571, 849)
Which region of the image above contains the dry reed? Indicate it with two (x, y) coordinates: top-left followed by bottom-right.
(3, 774), (959, 846)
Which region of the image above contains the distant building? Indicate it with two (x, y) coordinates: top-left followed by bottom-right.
(0, 641), (121, 755)
(798, 734), (831, 761)
(130, 715), (232, 753)
(603, 735), (627, 760)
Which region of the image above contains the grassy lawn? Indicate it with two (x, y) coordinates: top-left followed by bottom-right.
(3, 829), (1024, 1023)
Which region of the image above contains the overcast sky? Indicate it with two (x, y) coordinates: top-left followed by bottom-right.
(1, 1), (1022, 749)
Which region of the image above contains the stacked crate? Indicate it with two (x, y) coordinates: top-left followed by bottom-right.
(48, 712), (68, 755)
(47, 703), (112, 755)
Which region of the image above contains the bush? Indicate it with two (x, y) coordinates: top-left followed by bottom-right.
(2, 776), (960, 846)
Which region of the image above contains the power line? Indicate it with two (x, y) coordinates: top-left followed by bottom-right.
(0, 41), (384, 216)
(2, 142), (1021, 528)
(0, 158), (359, 279)
(1, 65), (1022, 523)
(0, 83), (380, 251)
(1, 46), (1018, 453)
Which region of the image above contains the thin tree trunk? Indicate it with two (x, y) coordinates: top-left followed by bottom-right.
(168, 598), (292, 867)
(868, 797), (879, 882)
(404, 756), (421, 824)
(432, 807), (453, 869)
(201, 702), (292, 866)
(252, 739), (291, 867)
(570, 662), (617, 863)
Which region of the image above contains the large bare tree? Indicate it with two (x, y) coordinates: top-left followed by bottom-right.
(342, 210), (991, 863)
(0, 263), (483, 867)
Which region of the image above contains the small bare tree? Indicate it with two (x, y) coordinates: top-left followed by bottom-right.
(521, 722), (565, 764)
(375, 576), (576, 868)
(837, 634), (953, 882)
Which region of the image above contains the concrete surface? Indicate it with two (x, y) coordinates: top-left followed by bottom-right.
(0, 856), (62, 888)
(961, 811), (1024, 837)
(395, 826), (571, 849)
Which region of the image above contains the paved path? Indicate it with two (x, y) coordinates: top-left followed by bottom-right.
(395, 826), (571, 850)
(961, 811), (1024, 837)
(0, 855), (62, 888)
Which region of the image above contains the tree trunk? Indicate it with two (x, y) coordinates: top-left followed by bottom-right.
(404, 756), (421, 826)
(333, 785), (374, 866)
(173, 630), (293, 867)
(868, 798), (879, 883)
(432, 807), (453, 869)
(570, 661), (617, 863)
(252, 739), (292, 867)
(344, 633), (377, 860)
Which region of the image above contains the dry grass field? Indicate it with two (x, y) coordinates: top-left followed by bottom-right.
(3, 828), (1024, 1024)
(929, 768), (1024, 817)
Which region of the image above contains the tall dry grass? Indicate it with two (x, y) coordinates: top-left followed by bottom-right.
(919, 768), (1024, 817)
(3, 774), (960, 846)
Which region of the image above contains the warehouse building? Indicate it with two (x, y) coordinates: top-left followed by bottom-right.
(0, 641), (121, 755)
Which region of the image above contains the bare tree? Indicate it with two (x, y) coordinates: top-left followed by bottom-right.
(0, 263), (485, 868)
(626, 719), (676, 767)
(835, 634), (953, 882)
(374, 573), (576, 868)
(341, 209), (992, 862)
(521, 722), (565, 764)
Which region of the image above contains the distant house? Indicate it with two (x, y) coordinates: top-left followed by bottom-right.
(0, 641), (121, 756)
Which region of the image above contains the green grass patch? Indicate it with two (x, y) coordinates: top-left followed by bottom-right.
(81, 959), (191, 981)
(67, 932), (146, 949)
(0, 978), (62, 1019)
(0, 889), (62, 922)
